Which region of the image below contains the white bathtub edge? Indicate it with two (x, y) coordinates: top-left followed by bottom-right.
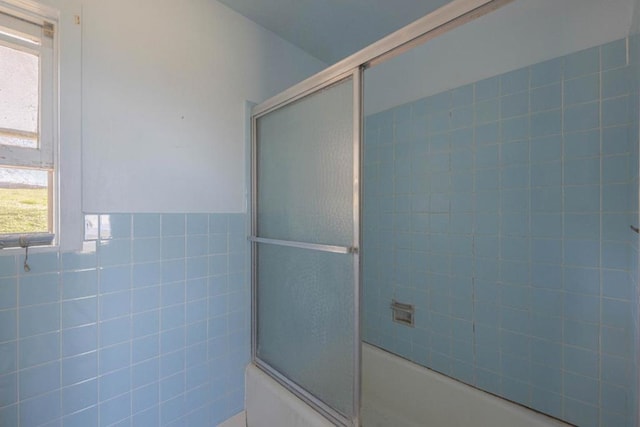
(217, 411), (246, 427)
(245, 345), (571, 427)
(245, 363), (334, 427)
(362, 342), (570, 427)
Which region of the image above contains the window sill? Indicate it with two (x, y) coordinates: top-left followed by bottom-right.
(0, 233), (55, 250)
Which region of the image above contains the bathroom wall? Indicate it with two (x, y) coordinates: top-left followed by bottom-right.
(0, 213), (247, 426)
(364, 0), (636, 117)
(0, 0), (326, 426)
(80, 0), (326, 214)
(362, 38), (639, 427)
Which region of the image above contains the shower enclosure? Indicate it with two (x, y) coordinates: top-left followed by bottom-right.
(250, 0), (640, 426)
(251, 72), (361, 425)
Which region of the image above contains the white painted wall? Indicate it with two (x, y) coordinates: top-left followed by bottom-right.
(79, 0), (326, 213)
(365, 0), (636, 115)
(34, 0), (635, 227)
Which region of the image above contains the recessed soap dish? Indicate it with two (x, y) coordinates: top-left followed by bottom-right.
(391, 300), (414, 327)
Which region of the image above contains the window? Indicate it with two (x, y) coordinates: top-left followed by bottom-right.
(0, 6), (57, 249)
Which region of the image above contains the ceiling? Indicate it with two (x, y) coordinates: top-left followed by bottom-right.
(217, 0), (453, 64)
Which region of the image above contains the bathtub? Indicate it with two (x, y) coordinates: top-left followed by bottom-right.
(246, 343), (570, 426)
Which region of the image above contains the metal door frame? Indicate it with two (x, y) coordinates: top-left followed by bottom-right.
(251, 69), (362, 426)
(249, 0), (514, 426)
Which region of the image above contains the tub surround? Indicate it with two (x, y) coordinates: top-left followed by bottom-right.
(363, 37), (639, 426)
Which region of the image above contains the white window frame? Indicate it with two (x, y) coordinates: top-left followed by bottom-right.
(0, 10), (55, 169)
(0, 4), (57, 249)
(0, 0), (82, 253)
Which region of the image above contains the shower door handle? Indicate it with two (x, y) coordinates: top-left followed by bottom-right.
(250, 236), (357, 255)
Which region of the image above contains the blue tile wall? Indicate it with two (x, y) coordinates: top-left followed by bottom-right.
(363, 38), (639, 427)
(0, 213), (249, 427)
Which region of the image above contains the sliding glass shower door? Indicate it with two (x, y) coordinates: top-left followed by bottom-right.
(251, 72), (361, 426)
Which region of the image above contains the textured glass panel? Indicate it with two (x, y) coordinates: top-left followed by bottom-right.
(257, 243), (354, 417)
(257, 78), (354, 246)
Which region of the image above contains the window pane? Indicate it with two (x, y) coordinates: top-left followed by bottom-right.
(0, 44), (39, 149)
(0, 167), (49, 234)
